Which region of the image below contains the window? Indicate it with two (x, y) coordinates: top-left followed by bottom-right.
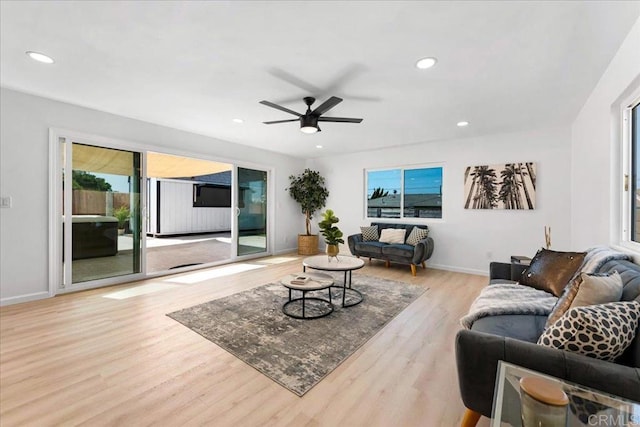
(629, 101), (640, 242)
(193, 184), (231, 208)
(366, 166), (443, 219)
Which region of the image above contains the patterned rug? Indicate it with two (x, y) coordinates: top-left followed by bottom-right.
(167, 274), (427, 396)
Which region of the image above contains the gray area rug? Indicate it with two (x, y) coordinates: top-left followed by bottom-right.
(167, 274), (427, 396)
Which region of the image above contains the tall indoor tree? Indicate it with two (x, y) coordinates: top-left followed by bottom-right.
(287, 169), (329, 254)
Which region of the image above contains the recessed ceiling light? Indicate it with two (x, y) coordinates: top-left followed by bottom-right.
(415, 57), (437, 69)
(457, 121), (469, 127)
(26, 51), (54, 64)
(316, 145), (323, 149)
(232, 118), (243, 123)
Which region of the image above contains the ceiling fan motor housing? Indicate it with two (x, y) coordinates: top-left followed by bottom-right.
(300, 115), (318, 127)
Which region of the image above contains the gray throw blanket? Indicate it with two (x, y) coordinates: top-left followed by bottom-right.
(581, 246), (631, 274)
(460, 283), (557, 329)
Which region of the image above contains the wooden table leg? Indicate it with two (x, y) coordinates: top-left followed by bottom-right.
(460, 408), (481, 427)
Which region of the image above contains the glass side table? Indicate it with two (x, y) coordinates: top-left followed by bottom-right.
(491, 361), (640, 427)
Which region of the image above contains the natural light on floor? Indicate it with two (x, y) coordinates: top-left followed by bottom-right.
(256, 257), (298, 265)
(164, 263), (266, 284)
(102, 282), (181, 300)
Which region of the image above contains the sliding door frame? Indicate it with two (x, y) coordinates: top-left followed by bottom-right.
(49, 129), (148, 294)
(232, 165), (273, 261)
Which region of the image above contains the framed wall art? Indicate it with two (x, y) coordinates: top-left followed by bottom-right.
(464, 162), (536, 210)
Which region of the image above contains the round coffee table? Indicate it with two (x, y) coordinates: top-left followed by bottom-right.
(302, 255), (365, 307)
(280, 273), (334, 319)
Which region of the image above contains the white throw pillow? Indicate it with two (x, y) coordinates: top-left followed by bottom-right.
(379, 228), (406, 244)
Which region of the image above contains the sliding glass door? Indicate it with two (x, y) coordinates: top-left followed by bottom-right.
(236, 167), (268, 256)
(52, 132), (273, 294)
(62, 141), (143, 287)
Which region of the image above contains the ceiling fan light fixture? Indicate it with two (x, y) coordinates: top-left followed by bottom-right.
(416, 57), (437, 69)
(300, 115), (318, 134)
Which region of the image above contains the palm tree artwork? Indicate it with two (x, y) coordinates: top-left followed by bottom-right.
(464, 162), (536, 210)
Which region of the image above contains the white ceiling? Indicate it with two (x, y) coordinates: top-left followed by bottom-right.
(1, 1), (639, 159)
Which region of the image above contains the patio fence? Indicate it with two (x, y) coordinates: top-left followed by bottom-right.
(73, 190), (130, 215)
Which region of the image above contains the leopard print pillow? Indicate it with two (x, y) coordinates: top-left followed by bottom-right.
(537, 301), (640, 361)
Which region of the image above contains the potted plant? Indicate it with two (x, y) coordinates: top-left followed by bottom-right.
(113, 206), (130, 235)
(318, 209), (344, 258)
(287, 169), (329, 255)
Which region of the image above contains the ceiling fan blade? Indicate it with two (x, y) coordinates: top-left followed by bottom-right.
(259, 100), (302, 117)
(267, 68), (321, 94)
(263, 119), (299, 124)
(317, 117), (363, 123)
(311, 96), (343, 116)
(323, 64), (367, 94)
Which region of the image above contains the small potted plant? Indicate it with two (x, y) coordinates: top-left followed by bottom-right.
(287, 169), (329, 255)
(318, 209), (344, 259)
(113, 206), (130, 235)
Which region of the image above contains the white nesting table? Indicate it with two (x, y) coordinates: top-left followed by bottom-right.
(302, 255), (365, 307)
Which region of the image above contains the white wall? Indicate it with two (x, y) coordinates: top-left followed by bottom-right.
(0, 88), (304, 304)
(571, 17), (640, 250)
(308, 126), (573, 275)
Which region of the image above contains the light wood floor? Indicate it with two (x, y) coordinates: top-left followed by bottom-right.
(0, 254), (490, 427)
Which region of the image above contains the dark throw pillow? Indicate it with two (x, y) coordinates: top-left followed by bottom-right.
(520, 248), (586, 297)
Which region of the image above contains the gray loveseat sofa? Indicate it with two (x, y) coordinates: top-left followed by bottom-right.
(455, 258), (640, 427)
(347, 222), (434, 276)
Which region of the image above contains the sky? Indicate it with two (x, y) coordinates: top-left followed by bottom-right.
(93, 173), (131, 193)
(367, 167), (442, 197)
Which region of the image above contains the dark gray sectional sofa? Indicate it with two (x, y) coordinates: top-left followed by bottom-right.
(455, 258), (640, 426)
(347, 222), (434, 276)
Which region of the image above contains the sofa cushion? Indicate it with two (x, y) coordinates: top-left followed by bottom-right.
(597, 259), (640, 302)
(381, 244), (414, 258)
(360, 225), (379, 241)
(471, 315), (548, 343)
(521, 248), (586, 297)
(379, 228), (406, 244)
(538, 301), (640, 361)
(406, 226), (429, 246)
(569, 272), (623, 309)
(354, 241), (386, 255)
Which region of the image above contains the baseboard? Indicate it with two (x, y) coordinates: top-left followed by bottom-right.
(428, 263), (488, 277)
(274, 247), (298, 255)
(0, 291), (51, 306)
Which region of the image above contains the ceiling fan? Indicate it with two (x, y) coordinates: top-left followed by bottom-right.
(259, 96), (363, 134)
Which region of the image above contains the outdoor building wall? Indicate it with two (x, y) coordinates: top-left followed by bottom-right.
(0, 88), (303, 305)
(151, 179), (232, 235)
